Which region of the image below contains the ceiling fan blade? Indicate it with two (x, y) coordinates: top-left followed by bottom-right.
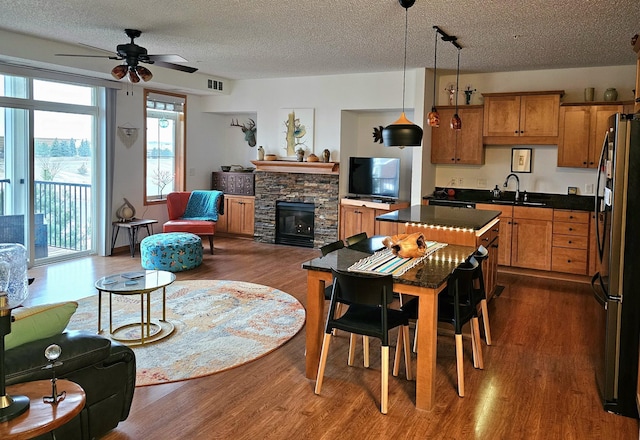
(55, 54), (120, 59)
(149, 60), (198, 73)
(147, 54), (188, 63)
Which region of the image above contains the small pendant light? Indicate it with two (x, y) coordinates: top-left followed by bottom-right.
(450, 47), (462, 130)
(427, 27), (440, 127)
(382, 0), (423, 148)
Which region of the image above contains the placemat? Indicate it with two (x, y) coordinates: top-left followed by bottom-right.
(347, 241), (447, 277)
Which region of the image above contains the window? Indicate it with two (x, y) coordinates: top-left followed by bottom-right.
(144, 90), (185, 203)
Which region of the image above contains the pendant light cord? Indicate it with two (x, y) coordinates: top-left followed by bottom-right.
(455, 48), (461, 111)
(432, 29), (438, 107)
(402, 7), (408, 113)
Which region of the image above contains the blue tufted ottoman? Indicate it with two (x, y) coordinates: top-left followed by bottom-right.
(140, 232), (203, 272)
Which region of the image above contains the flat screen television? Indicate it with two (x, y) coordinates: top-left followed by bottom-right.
(348, 157), (400, 201)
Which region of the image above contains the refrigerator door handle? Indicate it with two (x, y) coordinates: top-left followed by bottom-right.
(595, 131), (608, 260)
(591, 272), (607, 308)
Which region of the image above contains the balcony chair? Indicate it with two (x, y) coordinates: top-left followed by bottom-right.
(162, 191), (224, 255)
(396, 257), (483, 397)
(314, 268), (412, 414)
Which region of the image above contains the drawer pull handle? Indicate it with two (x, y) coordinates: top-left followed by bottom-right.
(483, 237), (489, 242)
(567, 259), (572, 263)
(568, 240), (572, 244)
(568, 227), (573, 231)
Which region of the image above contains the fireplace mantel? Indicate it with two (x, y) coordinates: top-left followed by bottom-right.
(250, 160), (339, 175)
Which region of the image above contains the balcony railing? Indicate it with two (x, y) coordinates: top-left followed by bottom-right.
(0, 179), (92, 255)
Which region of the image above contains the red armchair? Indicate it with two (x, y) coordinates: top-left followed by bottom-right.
(162, 191), (224, 254)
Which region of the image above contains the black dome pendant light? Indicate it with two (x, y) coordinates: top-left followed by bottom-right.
(382, 0), (423, 148)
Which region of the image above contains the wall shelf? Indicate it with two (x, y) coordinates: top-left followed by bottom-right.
(250, 160), (339, 175)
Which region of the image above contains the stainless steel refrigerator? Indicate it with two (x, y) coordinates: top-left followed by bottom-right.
(592, 112), (640, 418)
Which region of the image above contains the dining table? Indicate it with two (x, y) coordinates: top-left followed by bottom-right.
(301, 237), (476, 411)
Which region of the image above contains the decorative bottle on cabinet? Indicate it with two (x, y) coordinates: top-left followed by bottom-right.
(603, 88), (618, 102)
(257, 146), (265, 161)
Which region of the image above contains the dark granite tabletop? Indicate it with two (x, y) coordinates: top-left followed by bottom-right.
(301, 243), (476, 289)
(376, 205), (501, 230)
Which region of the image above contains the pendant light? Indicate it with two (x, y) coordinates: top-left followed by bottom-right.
(382, 0), (423, 148)
(450, 47), (462, 130)
(427, 27), (440, 127)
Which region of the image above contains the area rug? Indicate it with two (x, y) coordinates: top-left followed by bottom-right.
(66, 280), (306, 387)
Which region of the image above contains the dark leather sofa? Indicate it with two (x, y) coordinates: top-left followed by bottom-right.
(5, 331), (136, 439)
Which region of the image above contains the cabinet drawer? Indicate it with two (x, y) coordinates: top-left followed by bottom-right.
(552, 234), (588, 249)
(553, 221), (589, 236)
(513, 206), (553, 220)
(476, 203), (513, 218)
(477, 228), (492, 247)
(553, 210), (589, 223)
(552, 247), (587, 274)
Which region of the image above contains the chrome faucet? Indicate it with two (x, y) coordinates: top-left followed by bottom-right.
(503, 173), (520, 201)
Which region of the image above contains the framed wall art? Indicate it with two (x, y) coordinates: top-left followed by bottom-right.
(279, 108), (314, 157)
(511, 148), (532, 173)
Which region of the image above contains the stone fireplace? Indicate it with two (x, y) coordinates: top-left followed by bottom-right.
(253, 164), (339, 248)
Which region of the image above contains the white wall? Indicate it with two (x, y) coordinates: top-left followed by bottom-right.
(433, 65), (636, 195)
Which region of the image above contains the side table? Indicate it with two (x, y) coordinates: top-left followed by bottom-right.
(111, 218), (158, 257)
(0, 380), (85, 440)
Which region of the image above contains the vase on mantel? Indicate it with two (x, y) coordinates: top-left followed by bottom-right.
(603, 88), (618, 102)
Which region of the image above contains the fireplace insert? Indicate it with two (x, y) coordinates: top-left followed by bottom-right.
(275, 201), (314, 247)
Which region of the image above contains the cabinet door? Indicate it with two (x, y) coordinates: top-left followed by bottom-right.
(340, 205), (375, 239)
(498, 219), (512, 266)
(227, 196), (254, 235)
(216, 197), (229, 233)
(519, 94), (560, 137)
(430, 108), (457, 164)
(589, 105), (623, 168)
(557, 106), (591, 167)
(511, 218), (553, 270)
(456, 106), (484, 164)
(483, 95), (521, 137)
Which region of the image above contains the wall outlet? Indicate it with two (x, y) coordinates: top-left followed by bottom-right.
(449, 177), (457, 187)
(584, 183), (594, 194)
(477, 178), (487, 188)
(457, 177), (464, 187)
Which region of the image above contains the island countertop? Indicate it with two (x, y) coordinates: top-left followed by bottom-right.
(376, 204), (500, 231)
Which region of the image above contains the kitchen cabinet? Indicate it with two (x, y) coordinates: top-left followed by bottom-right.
(551, 210), (589, 274)
(217, 195), (255, 236)
(511, 207), (554, 271)
(557, 104), (623, 168)
(430, 106), (484, 164)
(476, 203), (513, 267)
(339, 199), (409, 240)
(482, 91), (562, 145)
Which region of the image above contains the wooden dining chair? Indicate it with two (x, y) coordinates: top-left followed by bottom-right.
(315, 269), (412, 414)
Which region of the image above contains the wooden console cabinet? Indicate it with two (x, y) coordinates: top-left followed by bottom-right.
(216, 195), (255, 236)
(339, 199), (409, 240)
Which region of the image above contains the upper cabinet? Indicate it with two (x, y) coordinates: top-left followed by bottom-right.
(557, 103), (624, 168)
(482, 91), (563, 145)
(431, 106), (484, 165)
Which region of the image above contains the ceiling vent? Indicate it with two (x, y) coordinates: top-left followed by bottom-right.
(207, 79), (223, 91)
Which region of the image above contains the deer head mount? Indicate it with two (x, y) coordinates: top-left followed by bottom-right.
(230, 118), (257, 147)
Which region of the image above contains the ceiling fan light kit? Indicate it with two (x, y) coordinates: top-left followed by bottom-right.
(382, 0), (423, 148)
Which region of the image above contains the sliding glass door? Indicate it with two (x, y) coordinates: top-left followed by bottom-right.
(1, 74), (98, 264)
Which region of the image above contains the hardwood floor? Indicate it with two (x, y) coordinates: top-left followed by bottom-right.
(26, 237), (639, 439)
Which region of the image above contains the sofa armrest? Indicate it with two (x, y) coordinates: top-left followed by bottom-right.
(5, 331), (113, 385)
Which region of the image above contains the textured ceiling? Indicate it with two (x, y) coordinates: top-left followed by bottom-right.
(0, 0), (638, 81)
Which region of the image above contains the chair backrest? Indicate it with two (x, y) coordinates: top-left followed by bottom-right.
(320, 240), (345, 256)
(473, 245), (489, 263)
(346, 232), (368, 246)
(166, 192), (192, 220)
(330, 268), (394, 307)
(445, 257), (479, 305)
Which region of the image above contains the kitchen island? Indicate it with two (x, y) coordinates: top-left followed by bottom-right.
(376, 204), (501, 298)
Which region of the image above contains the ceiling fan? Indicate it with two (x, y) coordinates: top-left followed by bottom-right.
(56, 29), (198, 83)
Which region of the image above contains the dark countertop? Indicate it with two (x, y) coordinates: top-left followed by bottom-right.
(424, 188), (595, 211)
(301, 244), (476, 289)
(376, 205), (501, 230)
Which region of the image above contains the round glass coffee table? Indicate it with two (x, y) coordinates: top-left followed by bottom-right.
(94, 270), (176, 345)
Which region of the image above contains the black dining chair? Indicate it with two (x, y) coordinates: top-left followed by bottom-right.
(471, 245), (492, 346)
(314, 268), (412, 414)
(395, 257), (482, 397)
(346, 232), (368, 246)
(319, 240), (346, 336)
